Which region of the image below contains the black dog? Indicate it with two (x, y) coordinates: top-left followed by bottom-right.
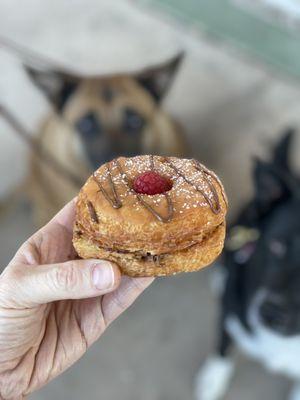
(196, 131), (300, 400)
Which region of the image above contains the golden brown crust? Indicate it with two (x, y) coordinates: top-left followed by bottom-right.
(73, 223), (225, 277)
(73, 155), (228, 276)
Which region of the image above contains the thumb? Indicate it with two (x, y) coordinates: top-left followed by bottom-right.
(2, 259), (121, 306)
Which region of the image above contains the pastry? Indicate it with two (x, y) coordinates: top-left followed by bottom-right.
(73, 155), (228, 277)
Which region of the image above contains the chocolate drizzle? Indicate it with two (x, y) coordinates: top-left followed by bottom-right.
(115, 159), (174, 223)
(149, 154), (155, 170)
(166, 159), (221, 214)
(87, 201), (99, 223)
(136, 191), (173, 223)
(91, 156), (223, 224)
(92, 164), (122, 209)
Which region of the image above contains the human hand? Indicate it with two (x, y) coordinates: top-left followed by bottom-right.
(0, 200), (153, 399)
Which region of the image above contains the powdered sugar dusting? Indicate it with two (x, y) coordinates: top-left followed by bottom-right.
(94, 155), (224, 216)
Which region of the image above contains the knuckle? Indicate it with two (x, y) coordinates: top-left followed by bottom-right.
(1, 266), (22, 283)
(0, 266), (23, 290)
(0, 266), (23, 306)
(52, 262), (80, 291)
(127, 277), (151, 293)
(130, 278), (146, 292)
(111, 290), (128, 312)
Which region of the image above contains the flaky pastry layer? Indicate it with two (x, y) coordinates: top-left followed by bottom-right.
(74, 223), (225, 277)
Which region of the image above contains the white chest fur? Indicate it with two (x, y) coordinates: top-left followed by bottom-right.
(226, 291), (300, 379)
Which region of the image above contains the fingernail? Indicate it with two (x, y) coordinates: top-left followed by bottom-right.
(92, 262), (114, 290)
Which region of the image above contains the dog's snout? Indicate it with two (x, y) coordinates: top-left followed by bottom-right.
(101, 86), (115, 103)
(259, 296), (292, 334)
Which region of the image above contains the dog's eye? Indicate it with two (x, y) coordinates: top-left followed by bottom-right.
(123, 108), (145, 133)
(76, 113), (101, 136)
(269, 240), (287, 258)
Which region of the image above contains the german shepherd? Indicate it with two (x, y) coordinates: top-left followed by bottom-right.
(24, 54), (187, 225)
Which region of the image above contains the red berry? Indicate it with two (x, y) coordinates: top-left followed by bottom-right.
(133, 171), (172, 195)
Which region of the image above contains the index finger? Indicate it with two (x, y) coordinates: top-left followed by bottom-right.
(102, 276), (154, 326)
(47, 197), (77, 234)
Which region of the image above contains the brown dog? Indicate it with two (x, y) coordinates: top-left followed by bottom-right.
(25, 54), (187, 225)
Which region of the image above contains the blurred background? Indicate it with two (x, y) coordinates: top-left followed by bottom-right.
(1, 0), (300, 399)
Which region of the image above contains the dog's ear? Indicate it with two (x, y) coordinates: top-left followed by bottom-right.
(24, 66), (79, 112)
(136, 52), (184, 103)
(252, 158), (290, 214)
(272, 128), (294, 171)
(252, 130), (297, 214)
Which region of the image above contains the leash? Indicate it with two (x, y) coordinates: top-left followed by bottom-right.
(0, 105), (84, 188)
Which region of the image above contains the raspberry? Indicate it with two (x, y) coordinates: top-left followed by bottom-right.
(133, 171), (172, 195)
